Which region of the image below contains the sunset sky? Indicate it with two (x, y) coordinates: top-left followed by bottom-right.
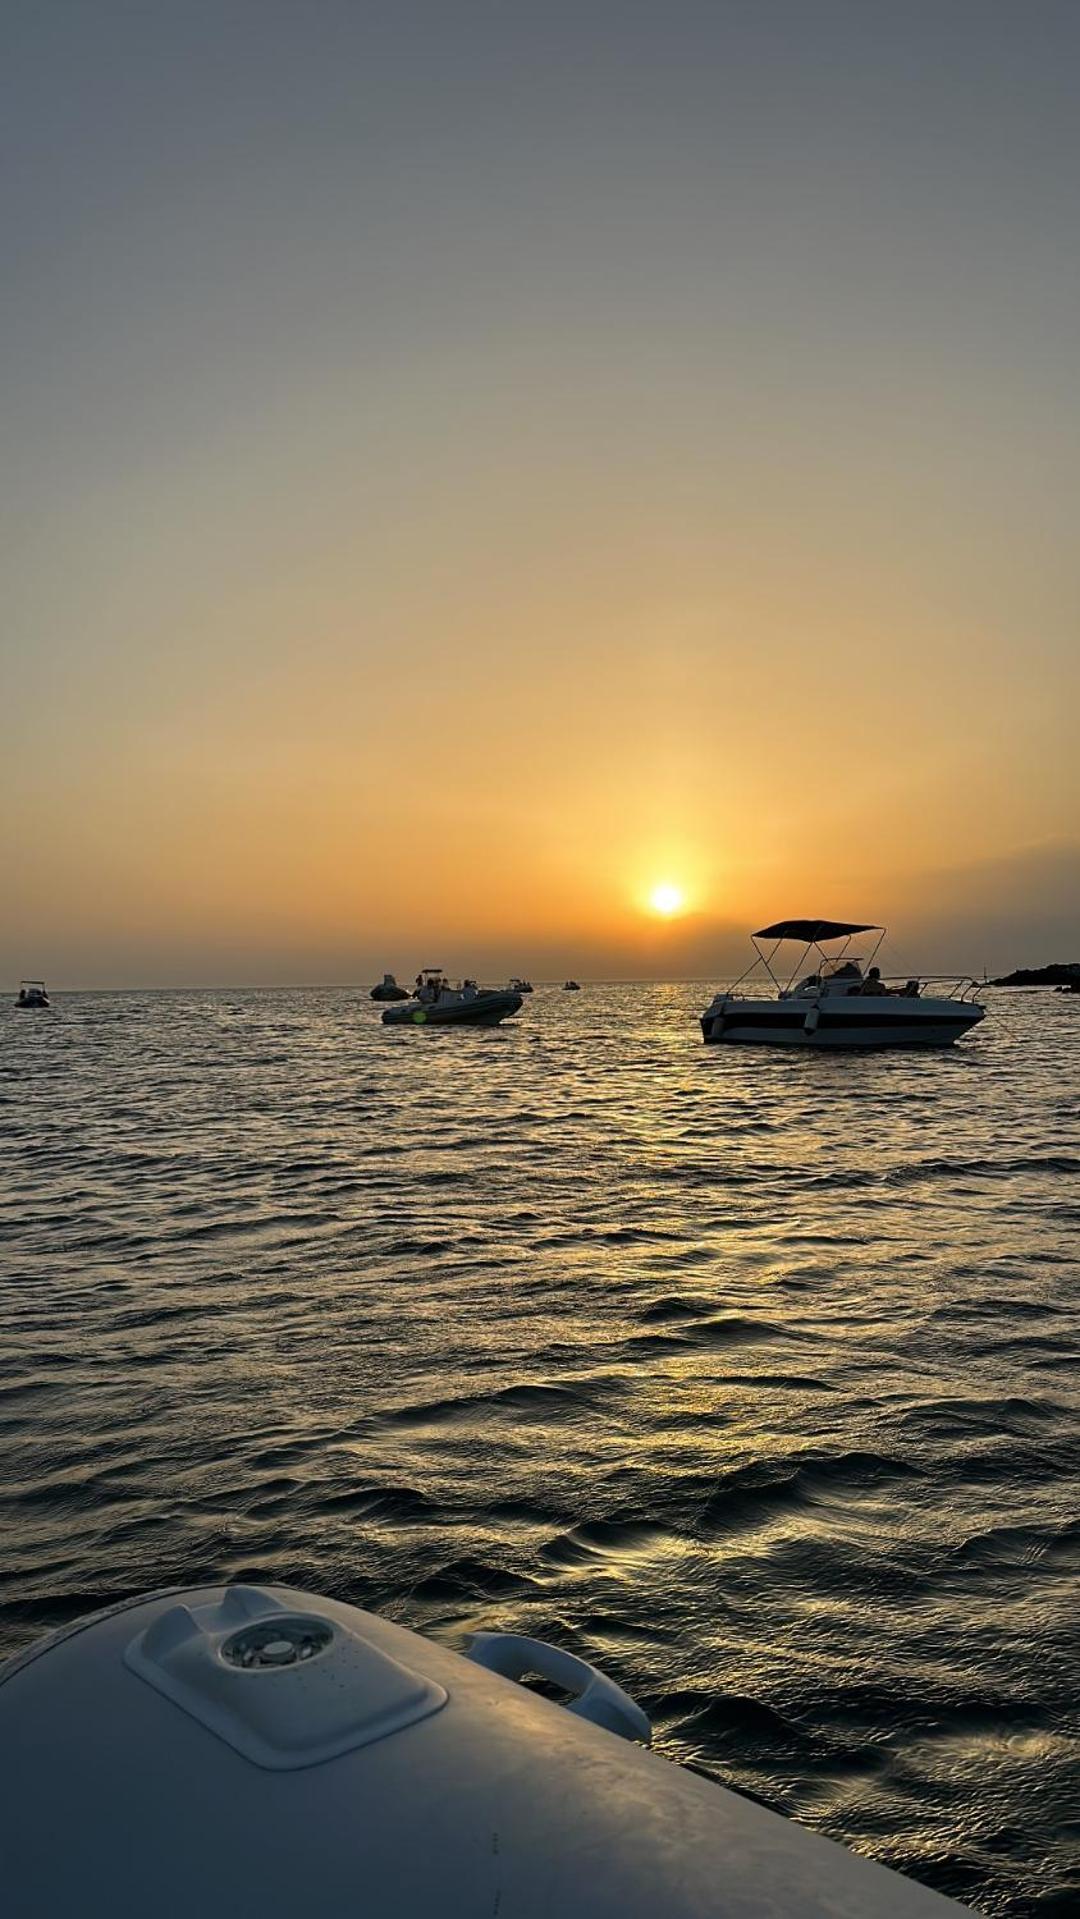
(3, 2), (1078, 985)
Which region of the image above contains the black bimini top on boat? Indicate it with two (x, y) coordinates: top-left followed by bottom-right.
(753, 920), (882, 943)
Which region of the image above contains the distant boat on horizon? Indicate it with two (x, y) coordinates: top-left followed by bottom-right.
(15, 979), (50, 1010)
(563, 979), (581, 991)
(370, 973), (408, 1002)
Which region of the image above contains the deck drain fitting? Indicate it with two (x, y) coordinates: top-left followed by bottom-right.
(221, 1616), (334, 1671)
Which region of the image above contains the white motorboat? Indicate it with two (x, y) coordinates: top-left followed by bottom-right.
(15, 978), (50, 1009)
(0, 1579), (969, 1916)
(702, 920), (985, 1049)
(369, 973), (409, 1002)
(382, 969), (523, 1028)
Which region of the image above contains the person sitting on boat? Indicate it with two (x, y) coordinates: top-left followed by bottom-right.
(861, 966), (888, 995)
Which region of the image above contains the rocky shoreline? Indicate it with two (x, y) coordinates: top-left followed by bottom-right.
(991, 963), (1080, 986)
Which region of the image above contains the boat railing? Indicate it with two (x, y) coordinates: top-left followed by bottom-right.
(875, 973), (984, 1001)
(723, 974), (984, 1003)
(826, 973), (984, 999)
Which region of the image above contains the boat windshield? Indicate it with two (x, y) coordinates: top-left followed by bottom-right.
(791, 972), (821, 995)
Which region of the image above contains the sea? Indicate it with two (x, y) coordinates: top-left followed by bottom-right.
(2, 983), (1078, 1915)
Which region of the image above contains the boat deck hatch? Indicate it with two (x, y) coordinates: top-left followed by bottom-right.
(124, 1585), (446, 1770)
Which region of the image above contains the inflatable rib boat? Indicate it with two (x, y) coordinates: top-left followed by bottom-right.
(0, 1582), (969, 1917)
(382, 970), (523, 1027)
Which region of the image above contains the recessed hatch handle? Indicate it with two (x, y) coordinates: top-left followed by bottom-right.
(465, 1631), (651, 1745)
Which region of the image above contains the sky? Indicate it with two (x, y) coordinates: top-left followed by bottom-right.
(2, 1), (1078, 985)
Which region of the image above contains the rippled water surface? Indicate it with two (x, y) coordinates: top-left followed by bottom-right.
(2, 985), (1078, 1913)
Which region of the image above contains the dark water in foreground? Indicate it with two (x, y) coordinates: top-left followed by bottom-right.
(2, 984), (1078, 1913)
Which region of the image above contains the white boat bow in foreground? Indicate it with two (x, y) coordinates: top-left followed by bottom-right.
(0, 1582), (969, 1916)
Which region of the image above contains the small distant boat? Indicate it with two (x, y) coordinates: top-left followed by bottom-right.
(563, 979), (581, 991)
(382, 970), (523, 1028)
(15, 979), (50, 1010)
(702, 920), (985, 1049)
(509, 977), (534, 993)
(369, 973), (408, 1002)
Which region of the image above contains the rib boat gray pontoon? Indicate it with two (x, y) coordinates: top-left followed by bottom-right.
(382, 970), (523, 1028)
(0, 1580), (970, 1917)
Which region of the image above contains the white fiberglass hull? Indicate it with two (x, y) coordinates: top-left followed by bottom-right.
(702, 995), (984, 1049)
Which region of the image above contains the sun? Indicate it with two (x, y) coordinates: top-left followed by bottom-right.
(649, 882), (685, 917)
